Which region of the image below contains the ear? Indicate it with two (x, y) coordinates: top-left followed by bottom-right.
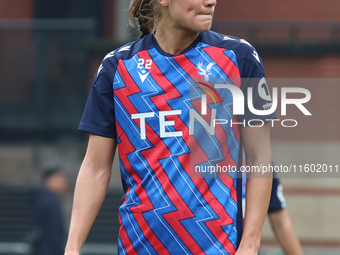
(157, 0), (169, 7)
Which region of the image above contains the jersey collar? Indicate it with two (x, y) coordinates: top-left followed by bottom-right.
(151, 32), (203, 57)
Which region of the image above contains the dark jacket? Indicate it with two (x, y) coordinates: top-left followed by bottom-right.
(31, 189), (66, 255)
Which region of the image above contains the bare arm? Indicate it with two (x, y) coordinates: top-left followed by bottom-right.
(236, 122), (273, 255)
(64, 134), (117, 255)
(268, 209), (304, 255)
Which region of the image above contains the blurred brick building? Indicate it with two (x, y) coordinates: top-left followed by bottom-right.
(0, 0), (339, 252)
(214, 0), (340, 78)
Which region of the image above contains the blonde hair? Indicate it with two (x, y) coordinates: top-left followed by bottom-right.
(129, 0), (160, 38)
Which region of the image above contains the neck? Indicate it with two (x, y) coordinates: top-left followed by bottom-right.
(155, 18), (200, 55)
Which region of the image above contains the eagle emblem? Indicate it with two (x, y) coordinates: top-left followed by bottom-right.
(197, 61), (215, 80)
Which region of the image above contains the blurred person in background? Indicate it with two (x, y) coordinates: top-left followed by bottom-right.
(30, 167), (69, 255)
(243, 168), (304, 255)
(266, 173), (304, 255)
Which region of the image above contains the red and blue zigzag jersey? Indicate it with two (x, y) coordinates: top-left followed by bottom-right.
(79, 30), (277, 255)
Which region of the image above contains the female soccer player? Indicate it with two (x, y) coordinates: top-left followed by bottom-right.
(64, 0), (276, 254)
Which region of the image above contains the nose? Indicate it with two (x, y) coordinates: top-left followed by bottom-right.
(205, 0), (217, 7)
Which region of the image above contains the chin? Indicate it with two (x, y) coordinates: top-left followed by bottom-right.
(197, 28), (210, 33)
(200, 20), (213, 31)
(197, 24), (212, 32)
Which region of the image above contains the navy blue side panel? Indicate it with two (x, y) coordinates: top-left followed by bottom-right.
(268, 171), (287, 213)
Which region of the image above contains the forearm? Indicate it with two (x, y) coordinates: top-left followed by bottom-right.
(238, 122), (273, 254)
(239, 175), (272, 252)
(65, 135), (116, 254)
(65, 164), (111, 253)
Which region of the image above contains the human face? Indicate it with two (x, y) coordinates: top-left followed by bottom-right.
(46, 171), (69, 194)
(160, 0), (217, 33)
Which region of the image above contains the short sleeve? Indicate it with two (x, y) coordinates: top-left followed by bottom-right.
(79, 56), (117, 138)
(236, 46), (277, 125)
